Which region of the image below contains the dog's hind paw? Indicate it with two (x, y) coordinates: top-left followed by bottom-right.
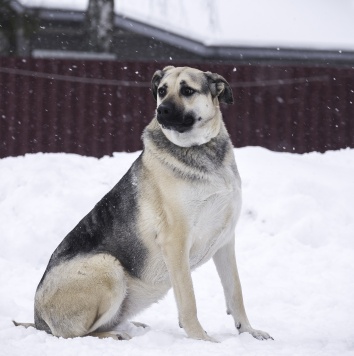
(89, 331), (132, 340)
(131, 321), (149, 329)
(115, 332), (132, 341)
(12, 321), (35, 329)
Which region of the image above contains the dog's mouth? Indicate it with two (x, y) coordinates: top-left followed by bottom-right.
(160, 122), (193, 133)
(158, 114), (195, 133)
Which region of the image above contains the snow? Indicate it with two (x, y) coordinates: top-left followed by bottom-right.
(115, 0), (354, 51)
(18, 0), (354, 51)
(1, 147), (354, 355)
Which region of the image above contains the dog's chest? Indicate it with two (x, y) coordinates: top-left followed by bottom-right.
(181, 173), (241, 268)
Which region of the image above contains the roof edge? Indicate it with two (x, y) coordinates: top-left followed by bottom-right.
(9, 1), (354, 64)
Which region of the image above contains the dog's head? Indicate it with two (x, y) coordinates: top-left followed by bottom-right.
(151, 66), (233, 147)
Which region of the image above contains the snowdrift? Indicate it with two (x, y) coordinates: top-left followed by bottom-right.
(1, 147), (353, 355)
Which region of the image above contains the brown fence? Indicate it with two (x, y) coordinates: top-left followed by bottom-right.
(0, 57), (353, 158)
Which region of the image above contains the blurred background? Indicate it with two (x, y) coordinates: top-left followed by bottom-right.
(0, 0), (353, 157)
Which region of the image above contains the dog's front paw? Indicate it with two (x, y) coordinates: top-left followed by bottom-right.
(249, 328), (273, 340)
(184, 323), (219, 342)
(201, 332), (219, 343)
(191, 331), (219, 343)
(239, 325), (273, 340)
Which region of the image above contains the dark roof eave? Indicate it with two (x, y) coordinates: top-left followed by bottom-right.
(115, 14), (354, 63)
(35, 7), (85, 22)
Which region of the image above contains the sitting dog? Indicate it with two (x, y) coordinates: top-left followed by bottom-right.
(14, 66), (272, 342)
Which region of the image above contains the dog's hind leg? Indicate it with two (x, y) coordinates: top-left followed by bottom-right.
(35, 254), (127, 339)
(13, 321), (132, 340)
(213, 240), (273, 340)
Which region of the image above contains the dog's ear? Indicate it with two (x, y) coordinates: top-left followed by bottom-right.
(204, 72), (234, 105)
(151, 66), (175, 101)
(151, 70), (164, 101)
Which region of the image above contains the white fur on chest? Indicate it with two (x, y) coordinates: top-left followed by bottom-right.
(183, 173), (241, 269)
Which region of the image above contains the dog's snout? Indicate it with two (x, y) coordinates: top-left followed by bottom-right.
(156, 102), (195, 133)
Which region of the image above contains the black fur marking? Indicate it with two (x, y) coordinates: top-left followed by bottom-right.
(38, 154), (148, 285)
(34, 309), (52, 334)
(151, 70), (164, 100)
(199, 76), (211, 95)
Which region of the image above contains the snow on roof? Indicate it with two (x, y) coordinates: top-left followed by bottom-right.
(19, 0), (354, 51)
(19, 0), (88, 11)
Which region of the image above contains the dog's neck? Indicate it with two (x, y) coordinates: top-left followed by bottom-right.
(142, 118), (235, 180)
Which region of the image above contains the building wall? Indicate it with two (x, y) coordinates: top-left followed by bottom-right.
(0, 58), (353, 158)
(29, 17), (204, 61)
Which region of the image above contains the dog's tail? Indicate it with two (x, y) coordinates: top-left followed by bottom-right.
(12, 320), (35, 329)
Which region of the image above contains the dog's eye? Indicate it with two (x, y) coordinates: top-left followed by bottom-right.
(181, 87), (195, 97)
(158, 87), (167, 98)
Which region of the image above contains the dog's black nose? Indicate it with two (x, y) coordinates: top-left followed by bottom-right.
(157, 102), (174, 122)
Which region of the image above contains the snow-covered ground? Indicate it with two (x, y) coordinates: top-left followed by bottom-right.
(19, 0), (354, 51)
(1, 147), (353, 355)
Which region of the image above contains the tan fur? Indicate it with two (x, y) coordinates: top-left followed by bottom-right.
(35, 254), (127, 338)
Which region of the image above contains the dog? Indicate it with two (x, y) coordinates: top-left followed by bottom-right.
(14, 66), (272, 342)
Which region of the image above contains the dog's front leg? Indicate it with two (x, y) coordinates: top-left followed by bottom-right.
(161, 238), (216, 342)
(213, 239), (273, 340)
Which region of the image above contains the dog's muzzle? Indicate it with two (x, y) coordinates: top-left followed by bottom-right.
(157, 102), (195, 133)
